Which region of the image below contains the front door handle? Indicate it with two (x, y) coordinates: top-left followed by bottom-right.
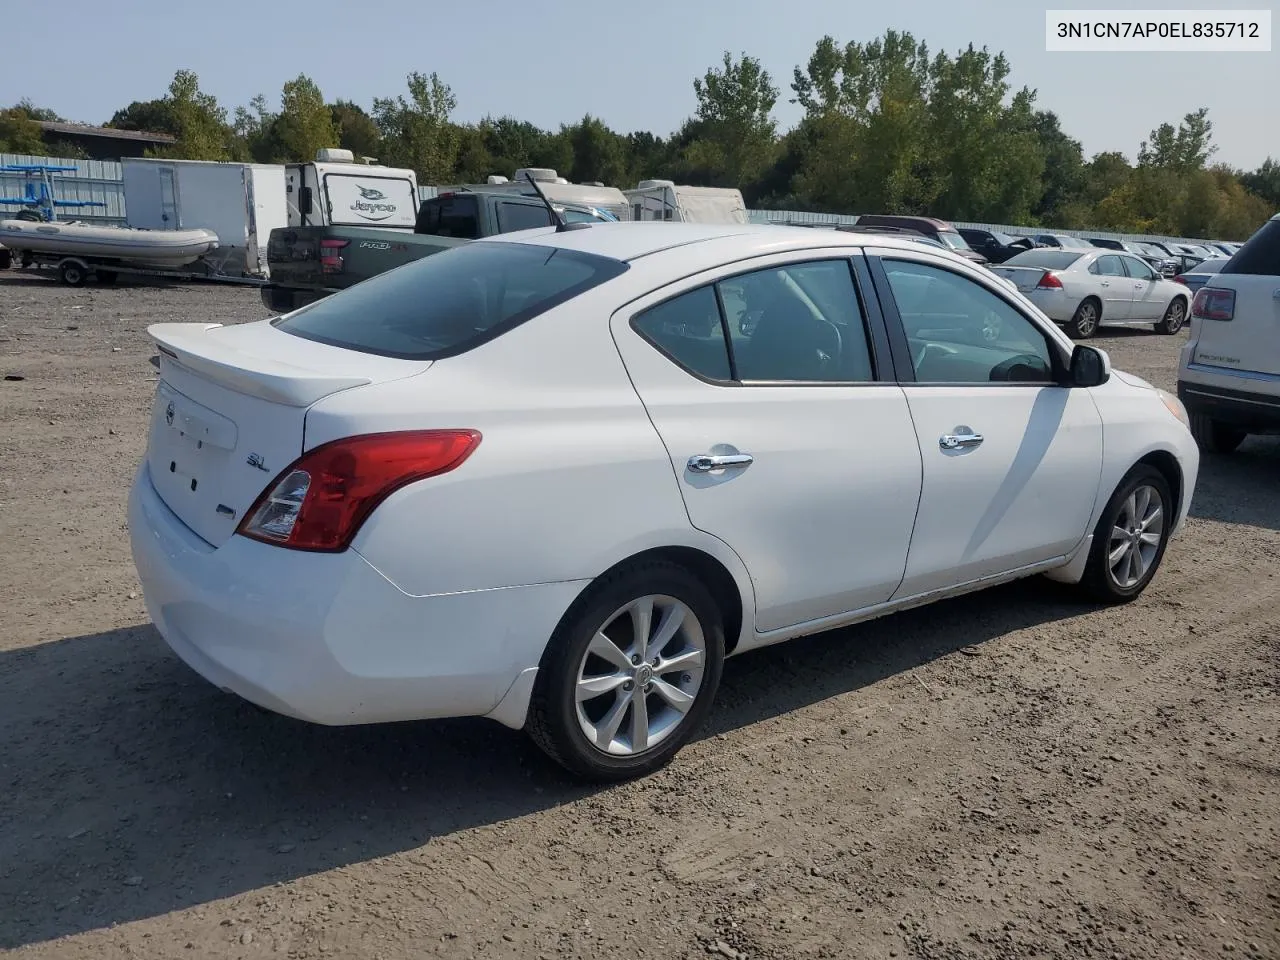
(939, 432), (984, 450)
(688, 453), (753, 473)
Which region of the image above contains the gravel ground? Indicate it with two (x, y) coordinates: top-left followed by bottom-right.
(1, 271), (1277, 960)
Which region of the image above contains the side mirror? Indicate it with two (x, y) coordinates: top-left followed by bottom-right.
(1069, 344), (1110, 387)
(299, 186), (313, 216)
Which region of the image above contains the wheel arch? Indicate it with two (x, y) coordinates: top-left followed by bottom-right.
(558, 545), (749, 656)
(1135, 448), (1183, 521)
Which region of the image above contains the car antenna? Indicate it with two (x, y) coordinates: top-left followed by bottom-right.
(524, 172), (592, 232)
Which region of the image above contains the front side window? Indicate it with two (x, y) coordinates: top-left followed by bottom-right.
(1121, 256), (1157, 281)
(882, 259), (1056, 384)
(276, 241), (628, 360)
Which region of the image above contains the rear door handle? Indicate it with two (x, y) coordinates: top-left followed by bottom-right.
(688, 453), (753, 472)
(939, 432), (984, 450)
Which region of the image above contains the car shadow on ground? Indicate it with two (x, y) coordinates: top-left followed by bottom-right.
(0, 576), (1092, 948)
(1188, 435), (1280, 533)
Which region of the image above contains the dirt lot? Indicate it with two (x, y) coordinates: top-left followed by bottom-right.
(1, 270), (1277, 960)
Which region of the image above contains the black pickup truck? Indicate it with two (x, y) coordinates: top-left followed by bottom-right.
(260, 191), (616, 313)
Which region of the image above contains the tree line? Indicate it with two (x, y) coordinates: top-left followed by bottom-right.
(2, 31), (1277, 240)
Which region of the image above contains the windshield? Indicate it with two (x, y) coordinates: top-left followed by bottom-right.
(937, 231), (971, 251)
(275, 241), (628, 360)
(1002, 250), (1085, 270)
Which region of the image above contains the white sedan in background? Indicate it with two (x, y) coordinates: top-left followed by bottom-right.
(992, 248), (1192, 339)
(129, 223), (1199, 782)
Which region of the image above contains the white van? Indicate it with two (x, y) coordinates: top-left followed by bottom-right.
(1176, 212), (1280, 452)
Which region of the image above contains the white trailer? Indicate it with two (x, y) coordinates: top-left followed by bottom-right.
(121, 157), (288, 278)
(285, 148), (420, 230)
(624, 179), (749, 224)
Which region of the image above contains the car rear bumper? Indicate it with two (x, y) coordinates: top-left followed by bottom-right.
(128, 462), (583, 727)
(1177, 354), (1280, 432)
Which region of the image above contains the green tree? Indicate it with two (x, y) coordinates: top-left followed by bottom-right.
(566, 114), (629, 185)
(1138, 107), (1216, 171)
(1030, 111), (1086, 224)
(133, 70), (231, 160)
(1240, 157), (1280, 209)
(329, 100), (382, 160)
(683, 51), (779, 188)
(273, 74), (337, 162)
(372, 71), (459, 182)
(0, 104), (49, 154)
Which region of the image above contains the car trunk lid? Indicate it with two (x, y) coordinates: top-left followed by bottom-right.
(144, 320), (431, 547)
(991, 265), (1052, 291)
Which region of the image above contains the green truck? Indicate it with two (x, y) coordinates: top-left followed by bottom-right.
(260, 188), (618, 313)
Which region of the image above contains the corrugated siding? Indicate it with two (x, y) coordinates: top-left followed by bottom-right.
(0, 152), (125, 224)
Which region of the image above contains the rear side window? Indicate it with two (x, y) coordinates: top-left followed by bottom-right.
(275, 242), (628, 360)
(495, 201), (553, 233)
(1221, 218), (1280, 276)
(417, 195), (479, 238)
(632, 287), (731, 381)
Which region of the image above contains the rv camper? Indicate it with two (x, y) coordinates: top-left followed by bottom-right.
(120, 157), (288, 278)
(285, 149), (420, 231)
(624, 180), (749, 224)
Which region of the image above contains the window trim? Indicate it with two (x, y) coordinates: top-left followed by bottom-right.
(1119, 254), (1156, 281)
(864, 249), (1072, 387)
(1095, 254), (1126, 278)
(625, 252), (895, 389)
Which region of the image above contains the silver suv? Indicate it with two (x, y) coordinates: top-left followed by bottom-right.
(1177, 213), (1280, 453)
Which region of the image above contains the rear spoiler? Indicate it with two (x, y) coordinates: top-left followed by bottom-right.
(148, 323), (373, 407)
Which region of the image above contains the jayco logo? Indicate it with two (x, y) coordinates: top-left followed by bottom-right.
(350, 184), (398, 221)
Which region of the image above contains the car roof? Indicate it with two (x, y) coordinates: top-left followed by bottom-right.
(479, 221), (966, 264)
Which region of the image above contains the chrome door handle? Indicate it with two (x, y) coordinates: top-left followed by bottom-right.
(939, 432), (984, 450)
(687, 453), (753, 472)
(1100, 281), (1110, 287)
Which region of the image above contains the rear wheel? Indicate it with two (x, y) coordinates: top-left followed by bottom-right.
(1156, 297), (1187, 334)
(1065, 297), (1101, 339)
(526, 560), (725, 782)
(58, 261), (87, 287)
(1189, 413), (1246, 454)
(1079, 464), (1174, 604)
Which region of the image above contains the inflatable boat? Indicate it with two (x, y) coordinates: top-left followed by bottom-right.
(0, 219), (219, 267)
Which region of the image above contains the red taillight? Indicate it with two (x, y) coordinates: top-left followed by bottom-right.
(1173, 274), (1188, 285)
(1192, 287), (1235, 321)
(320, 237), (349, 274)
(237, 430), (482, 552)
(1037, 271), (1063, 289)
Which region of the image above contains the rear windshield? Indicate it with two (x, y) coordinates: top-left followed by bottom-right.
(274, 241), (628, 360)
(1002, 250), (1084, 270)
(1221, 218), (1280, 276)
(936, 231), (971, 251)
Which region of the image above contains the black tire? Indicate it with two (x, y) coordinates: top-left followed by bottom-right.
(1065, 297), (1101, 339)
(1156, 297), (1188, 334)
(1078, 464), (1174, 604)
(1189, 412), (1246, 454)
(59, 261), (86, 287)
(526, 560), (726, 782)
(0, 248), (10, 270)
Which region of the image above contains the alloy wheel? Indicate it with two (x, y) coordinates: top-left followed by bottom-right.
(1077, 302), (1099, 336)
(1107, 484), (1165, 589)
(574, 594), (707, 756)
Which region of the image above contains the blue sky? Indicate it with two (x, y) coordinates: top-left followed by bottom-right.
(4, 0), (1274, 169)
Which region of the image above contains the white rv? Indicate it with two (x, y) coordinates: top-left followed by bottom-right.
(121, 157), (289, 278)
(624, 179), (749, 225)
(433, 168), (631, 221)
(286, 148), (420, 231)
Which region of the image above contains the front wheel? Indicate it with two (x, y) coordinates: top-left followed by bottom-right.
(1065, 298), (1101, 339)
(526, 560), (725, 782)
(1078, 464), (1174, 604)
(1156, 297), (1187, 334)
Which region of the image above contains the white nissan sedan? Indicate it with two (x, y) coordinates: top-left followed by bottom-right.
(129, 222), (1200, 782)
